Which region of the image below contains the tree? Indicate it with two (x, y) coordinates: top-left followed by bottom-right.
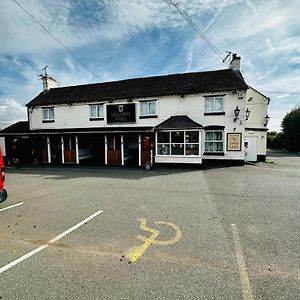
(267, 131), (284, 149)
(281, 107), (300, 152)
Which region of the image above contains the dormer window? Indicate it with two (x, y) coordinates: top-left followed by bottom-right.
(42, 107), (55, 123)
(90, 104), (104, 120)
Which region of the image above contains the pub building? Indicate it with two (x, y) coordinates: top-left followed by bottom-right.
(0, 55), (269, 167)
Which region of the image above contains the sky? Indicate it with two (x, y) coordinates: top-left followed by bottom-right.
(0, 0), (299, 132)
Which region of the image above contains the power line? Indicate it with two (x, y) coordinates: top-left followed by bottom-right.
(165, 0), (226, 64)
(11, 0), (99, 78)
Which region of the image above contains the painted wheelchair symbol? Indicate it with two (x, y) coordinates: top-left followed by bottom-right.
(129, 218), (182, 263)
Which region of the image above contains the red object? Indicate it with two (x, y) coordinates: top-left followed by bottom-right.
(142, 136), (151, 150)
(0, 146), (7, 202)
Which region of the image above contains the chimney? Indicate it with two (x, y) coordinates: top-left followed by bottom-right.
(229, 53), (241, 71)
(38, 66), (57, 92)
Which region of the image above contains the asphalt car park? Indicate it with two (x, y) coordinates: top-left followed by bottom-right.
(0, 151), (299, 299)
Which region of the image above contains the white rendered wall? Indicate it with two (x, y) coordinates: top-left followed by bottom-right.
(29, 90), (248, 160)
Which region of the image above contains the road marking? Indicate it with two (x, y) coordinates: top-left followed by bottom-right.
(0, 202), (23, 212)
(129, 218), (182, 263)
(0, 209), (103, 274)
(231, 224), (254, 300)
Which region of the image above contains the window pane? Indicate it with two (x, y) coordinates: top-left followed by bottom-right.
(216, 142), (223, 151)
(205, 142), (214, 152)
(157, 144), (170, 155)
(205, 98), (213, 112)
(141, 102), (148, 115)
(49, 108), (54, 119)
(185, 131), (199, 143)
(149, 101), (156, 114)
(205, 132), (214, 141)
(171, 144), (184, 155)
(157, 132), (170, 143)
(215, 97), (223, 111)
(43, 109), (48, 120)
(97, 105), (103, 117)
(90, 106), (97, 118)
(185, 144), (199, 155)
(171, 131), (184, 143)
(214, 131), (223, 141)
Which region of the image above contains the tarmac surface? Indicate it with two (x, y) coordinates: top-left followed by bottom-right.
(0, 150), (299, 299)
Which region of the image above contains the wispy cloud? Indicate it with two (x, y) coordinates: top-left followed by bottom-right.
(0, 99), (27, 122)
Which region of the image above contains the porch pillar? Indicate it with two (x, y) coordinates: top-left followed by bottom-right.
(104, 135), (108, 165)
(61, 136), (64, 164)
(121, 134), (124, 166)
(138, 134), (141, 166)
(75, 135), (79, 164)
(47, 136), (51, 163)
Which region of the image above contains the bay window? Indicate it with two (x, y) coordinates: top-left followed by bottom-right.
(156, 130), (200, 156)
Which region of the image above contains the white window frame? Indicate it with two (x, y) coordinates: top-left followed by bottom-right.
(90, 104), (104, 119)
(42, 107), (55, 121)
(156, 130), (201, 157)
(204, 130), (224, 153)
(205, 96), (224, 113)
(140, 100), (157, 117)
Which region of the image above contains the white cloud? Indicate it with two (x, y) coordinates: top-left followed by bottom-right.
(0, 99), (27, 122)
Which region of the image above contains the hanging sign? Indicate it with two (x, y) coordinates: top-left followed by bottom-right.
(227, 133), (242, 151)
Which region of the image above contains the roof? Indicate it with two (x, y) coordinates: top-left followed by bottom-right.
(0, 121), (29, 135)
(0, 121), (154, 136)
(27, 69), (248, 107)
(156, 115), (203, 130)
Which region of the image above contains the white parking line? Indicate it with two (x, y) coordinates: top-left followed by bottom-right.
(0, 209), (103, 274)
(0, 202), (24, 212)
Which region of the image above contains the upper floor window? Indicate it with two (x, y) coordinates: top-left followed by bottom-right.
(90, 104), (104, 120)
(42, 107), (54, 122)
(205, 96), (224, 114)
(140, 100), (157, 118)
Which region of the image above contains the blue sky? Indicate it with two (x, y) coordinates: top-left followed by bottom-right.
(0, 0), (300, 131)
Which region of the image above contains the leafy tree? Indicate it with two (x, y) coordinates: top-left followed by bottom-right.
(281, 107), (300, 152)
(267, 131), (284, 149)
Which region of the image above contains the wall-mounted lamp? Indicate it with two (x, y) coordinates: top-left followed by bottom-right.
(264, 115), (270, 126)
(245, 108), (251, 120)
(234, 106), (240, 122)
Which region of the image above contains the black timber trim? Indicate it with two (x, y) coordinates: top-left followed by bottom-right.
(203, 152), (225, 156)
(203, 94), (226, 98)
(245, 127), (268, 132)
(89, 117), (104, 121)
(204, 112), (225, 116)
(42, 120), (55, 123)
(139, 115), (158, 119)
(204, 125), (225, 130)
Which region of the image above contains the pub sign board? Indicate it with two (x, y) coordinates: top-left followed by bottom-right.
(227, 133), (242, 151)
(107, 103), (136, 123)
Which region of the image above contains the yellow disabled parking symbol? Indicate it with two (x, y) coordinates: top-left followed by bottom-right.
(129, 218), (182, 263)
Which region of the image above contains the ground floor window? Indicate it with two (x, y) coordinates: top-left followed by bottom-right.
(204, 130), (223, 152)
(156, 130), (200, 156)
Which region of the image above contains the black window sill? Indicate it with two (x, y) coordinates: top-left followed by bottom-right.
(139, 115), (158, 119)
(42, 120), (55, 123)
(204, 112), (225, 116)
(203, 152), (225, 156)
(89, 117), (104, 121)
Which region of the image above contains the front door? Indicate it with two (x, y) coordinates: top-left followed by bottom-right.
(245, 136), (257, 162)
(107, 135), (121, 165)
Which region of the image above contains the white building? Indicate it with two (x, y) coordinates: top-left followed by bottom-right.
(0, 55), (269, 166)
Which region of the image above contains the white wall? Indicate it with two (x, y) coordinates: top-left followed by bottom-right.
(29, 90), (248, 160)
(0, 122), (12, 156)
(244, 88), (269, 156)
